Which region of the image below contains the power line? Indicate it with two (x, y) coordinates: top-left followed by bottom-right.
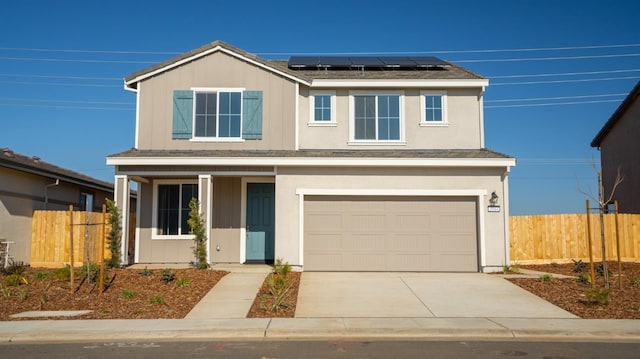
(0, 73), (121, 81)
(485, 93), (626, 103)
(489, 68), (640, 79)
(0, 56), (156, 64)
(0, 97), (133, 105)
(486, 99), (622, 108)
(492, 76), (639, 86)
(0, 103), (133, 111)
(0, 81), (121, 88)
(0, 47), (180, 55)
(456, 53), (640, 63)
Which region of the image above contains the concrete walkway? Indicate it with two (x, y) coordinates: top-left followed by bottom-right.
(185, 264), (271, 319)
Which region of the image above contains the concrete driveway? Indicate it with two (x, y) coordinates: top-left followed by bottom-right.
(295, 272), (577, 318)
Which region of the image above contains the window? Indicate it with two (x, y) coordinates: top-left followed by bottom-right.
(172, 89), (263, 141)
(194, 91), (242, 138)
(309, 91), (336, 125)
(421, 91), (447, 124)
(156, 183), (198, 237)
(80, 192), (93, 211)
(352, 94), (401, 141)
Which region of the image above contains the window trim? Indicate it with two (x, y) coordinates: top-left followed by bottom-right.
(308, 91), (337, 126)
(420, 90), (448, 126)
(190, 87), (246, 141)
(152, 179), (198, 240)
(348, 90), (404, 143)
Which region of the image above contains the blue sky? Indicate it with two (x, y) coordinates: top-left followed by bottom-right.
(1, 0), (638, 215)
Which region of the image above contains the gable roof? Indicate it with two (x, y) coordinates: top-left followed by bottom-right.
(591, 81), (640, 147)
(124, 40), (487, 90)
(1, 148), (114, 192)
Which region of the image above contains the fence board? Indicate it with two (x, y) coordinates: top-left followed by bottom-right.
(510, 213), (640, 264)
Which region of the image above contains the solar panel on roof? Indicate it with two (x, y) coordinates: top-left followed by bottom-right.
(288, 55), (449, 69)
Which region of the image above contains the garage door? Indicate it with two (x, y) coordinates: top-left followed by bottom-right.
(303, 196), (478, 272)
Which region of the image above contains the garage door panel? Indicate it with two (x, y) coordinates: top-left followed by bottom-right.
(304, 196), (478, 272)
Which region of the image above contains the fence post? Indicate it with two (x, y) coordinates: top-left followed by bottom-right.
(100, 204), (106, 294)
(614, 200), (622, 289)
(68, 205), (74, 294)
(586, 200), (595, 288)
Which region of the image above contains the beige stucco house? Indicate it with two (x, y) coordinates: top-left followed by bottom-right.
(0, 148), (117, 264)
(591, 81), (640, 213)
(107, 41), (515, 272)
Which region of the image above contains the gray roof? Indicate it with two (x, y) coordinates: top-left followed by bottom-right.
(591, 81), (640, 147)
(108, 148), (512, 160)
(124, 40), (485, 87)
(1, 148), (114, 192)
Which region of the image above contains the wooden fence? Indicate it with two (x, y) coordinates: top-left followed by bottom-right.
(30, 208), (111, 268)
(510, 213), (640, 264)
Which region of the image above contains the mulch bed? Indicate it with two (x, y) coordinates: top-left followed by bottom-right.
(509, 261), (640, 319)
(0, 267), (227, 321)
(246, 271), (301, 318)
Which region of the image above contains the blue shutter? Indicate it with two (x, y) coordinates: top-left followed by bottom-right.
(242, 90), (263, 140)
(173, 90), (193, 139)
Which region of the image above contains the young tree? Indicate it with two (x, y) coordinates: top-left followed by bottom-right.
(579, 163), (623, 289)
(105, 198), (122, 268)
(187, 198), (209, 269)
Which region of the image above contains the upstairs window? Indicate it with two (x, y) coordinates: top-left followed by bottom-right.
(421, 91), (447, 124)
(309, 91), (336, 125)
(195, 91), (242, 138)
(172, 89), (263, 140)
(314, 95), (332, 121)
(352, 93), (401, 141)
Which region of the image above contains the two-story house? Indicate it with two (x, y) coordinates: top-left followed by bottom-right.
(107, 41), (515, 272)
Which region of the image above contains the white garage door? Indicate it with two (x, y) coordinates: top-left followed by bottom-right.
(303, 196), (478, 272)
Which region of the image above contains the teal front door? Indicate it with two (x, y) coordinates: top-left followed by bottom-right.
(245, 183), (275, 263)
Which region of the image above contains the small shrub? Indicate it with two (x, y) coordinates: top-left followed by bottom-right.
(122, 288), (135, 299)
(138, 267), (153, 276)
(80, 262), (101, 283)
(150, 295), (164, 305)
(572, 259), (587, 273)
(161, 269), (175, 284)
(585, 287), (610, 305)
(510, 263), (520, 273)
(98, 308), (110, 314)
(502, 264), (520, 274)
(273, 258), (292, 277)
(2, 260), (26, 275)
(577, 273), (591, 284)
(631, 277), (640, 286)
(53, 266), (71, 280)
(0, 284), (11, 298)
(596, 263), (612, 277)
(19, 286), (29, 301)
(175, 277), (191, 287)
(34, 272), (48, 280)
(5, 273), (28, 287)
(540, 274), (553, 282)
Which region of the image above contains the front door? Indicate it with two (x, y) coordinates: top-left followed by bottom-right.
(245, 183), (275, 263)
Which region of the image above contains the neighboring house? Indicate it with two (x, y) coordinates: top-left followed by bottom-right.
(0, 148), (119, 264)
(591, 81), (640, 213)
(107, 40), (515, 272)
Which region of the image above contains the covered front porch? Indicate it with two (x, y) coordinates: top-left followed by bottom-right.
(112, 171), (276, 266)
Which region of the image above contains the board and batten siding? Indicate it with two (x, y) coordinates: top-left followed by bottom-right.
(136, 51), (296, 151)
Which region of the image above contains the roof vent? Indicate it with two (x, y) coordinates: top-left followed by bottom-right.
(2, 148), (13, 158)
(32, 156), (41, 163)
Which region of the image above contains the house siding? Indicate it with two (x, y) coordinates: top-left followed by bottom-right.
(599, 98), (640, 213)
(298, 88), (483, 149)
(136, 51), (296, 151)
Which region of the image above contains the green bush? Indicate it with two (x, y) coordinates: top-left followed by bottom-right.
(138, 267), (153, 276)
(1, 260), (26, 275)
(80, 262), (101, 283)
(53, 265), (71, 280)
(175, 277), (191, 287)
(585, 287), (610, 305)
(106, 198), (122, 268)
(540, 274), (553, 282)
(187, 198), (209, 269)
(121, 288), (135, 299)
(150, 295), (164, 305)
(577, 274), (591, 284)
(161, 269), (175, 284)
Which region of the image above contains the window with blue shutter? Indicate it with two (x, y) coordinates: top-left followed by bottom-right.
(172, 89), (262, 140)
(242, 90), (263, 140)
(172, 90), (194, 139)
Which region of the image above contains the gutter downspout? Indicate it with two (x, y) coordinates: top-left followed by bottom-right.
(44, 179), (60, 210)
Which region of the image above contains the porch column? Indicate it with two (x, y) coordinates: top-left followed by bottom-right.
(198, 175), (213, 264)
(114, 175), (130, 265)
